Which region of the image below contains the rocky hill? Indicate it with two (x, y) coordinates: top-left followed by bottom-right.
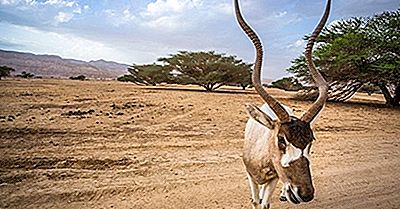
(0, 49), (129, 79)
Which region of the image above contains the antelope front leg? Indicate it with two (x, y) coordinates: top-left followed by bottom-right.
(247, 173), (261, 209)
(259, 178), (278, 209)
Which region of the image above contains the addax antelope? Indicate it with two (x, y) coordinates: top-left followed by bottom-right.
(234, 0), (331, 208)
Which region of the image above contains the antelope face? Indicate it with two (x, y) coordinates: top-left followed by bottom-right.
(273, 119), (315, 204)
(246, 104), (316, 204)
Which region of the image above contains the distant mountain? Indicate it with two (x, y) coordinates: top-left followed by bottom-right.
(262, 78), (274, 85)
(0, 49), (130, 79)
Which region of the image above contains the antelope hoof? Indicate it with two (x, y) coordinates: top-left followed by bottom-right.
(262, 203), (270, 209)
(251, 199), (258, 206)
(251, 199), (261, 209)
(279, 195), (287, 202)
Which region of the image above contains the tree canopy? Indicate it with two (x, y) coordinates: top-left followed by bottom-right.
(0, 66), (15, 80)
(271, 77), (303, 91)
(70, 75), (86, 81)
(288, 10), (400, 106)
(16, 71), (35, 79)
(118, 64), (172, 86)
(158, 51), (252, 91)
(120, 51), (252, 91)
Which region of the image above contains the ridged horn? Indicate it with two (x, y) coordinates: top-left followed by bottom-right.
(301, 0), (331, 123)
(234, 0), (290, 123)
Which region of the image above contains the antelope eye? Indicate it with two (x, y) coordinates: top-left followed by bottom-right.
(278, 136), (286, 149)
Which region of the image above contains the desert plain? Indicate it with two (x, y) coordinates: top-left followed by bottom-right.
(0, 79), (399, 209)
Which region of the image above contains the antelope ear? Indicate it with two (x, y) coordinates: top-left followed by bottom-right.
(246, 104), (277, 129)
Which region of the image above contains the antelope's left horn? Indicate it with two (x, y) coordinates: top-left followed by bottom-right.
(301, 0), (331, 123)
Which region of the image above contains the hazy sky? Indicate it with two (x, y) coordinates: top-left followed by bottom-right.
(0, 0), (398, 79)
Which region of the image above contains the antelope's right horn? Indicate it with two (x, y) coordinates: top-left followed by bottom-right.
(301, 0), (331, 123)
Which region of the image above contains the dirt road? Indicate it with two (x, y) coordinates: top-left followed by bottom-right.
(1, 79), (399, 209)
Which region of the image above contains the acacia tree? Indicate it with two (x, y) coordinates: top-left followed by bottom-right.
(271, 77), (303, 91)
(16, 71), (34, 79)
(0, 66), (15, 80)
(158, 51), (252, 91)
(288, 10), (400, 106)
(367, 10), (400, 105)
(118, 64), (172, 85)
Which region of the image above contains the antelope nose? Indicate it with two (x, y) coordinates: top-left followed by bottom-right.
(300, 193), (314, 202)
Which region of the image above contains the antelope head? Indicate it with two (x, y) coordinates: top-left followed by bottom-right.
(235, 0), (331, 205)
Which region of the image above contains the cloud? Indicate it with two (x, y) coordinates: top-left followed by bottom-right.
(72, 6), (80, 14)
(0, 0), (84, 26)
(287, 39), (306, 49)
(139, 0), (214, 32)
(0, 0), (37, 7)
(54, 11), (73, 23)
(42, 0), (83, 21)
(43, 0), (77, 7)
(122, 8), (135, 21)
(139, 0), (235, 33)
(0, 21), (131, 63)
(334, 0), (399, 17)
(104, 8), (137, 27)
(0, 39), (24, 48)
(0, 0), (16, 5)
(144, 15), (186, 31)
(143, 0), (203, 18)
(213, 2), (232, 15)
(274, 11), (288, 18)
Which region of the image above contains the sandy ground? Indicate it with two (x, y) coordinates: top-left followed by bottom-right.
(0, 79), (399, 209)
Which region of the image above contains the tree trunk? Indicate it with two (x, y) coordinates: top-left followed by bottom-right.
(378, 83), (398, 106)
(202, 84), (213, 92)
(329, 81), (362, 102)
(212, 83), (224, 91)
(303, 80), (360, 102)
(393, 85), (400, 106)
